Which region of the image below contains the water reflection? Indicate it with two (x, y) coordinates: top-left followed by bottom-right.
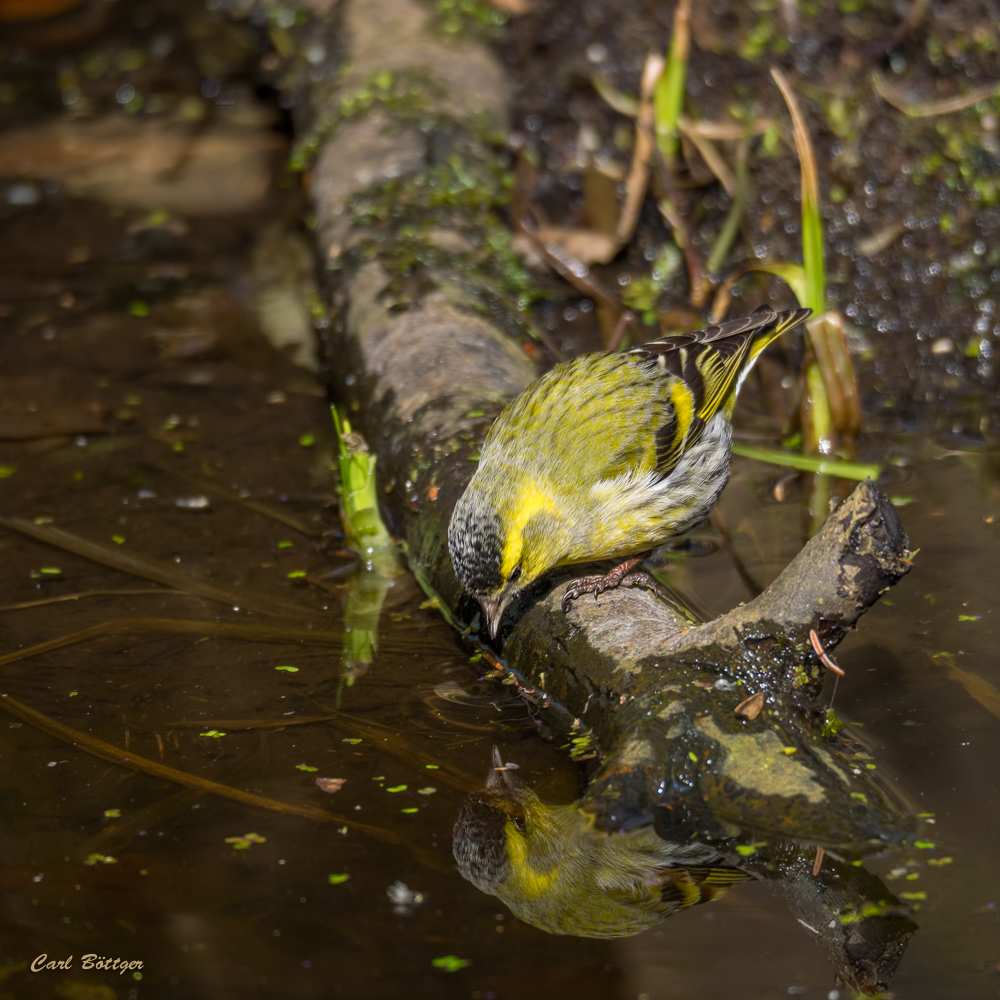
(454, 747), (749, 938)
(455, 744), (919, 994)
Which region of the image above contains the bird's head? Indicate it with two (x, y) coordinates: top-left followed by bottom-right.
(452, 747), (572, 907)
(453, 748), (746, 938)
(448, 477), (570, 640)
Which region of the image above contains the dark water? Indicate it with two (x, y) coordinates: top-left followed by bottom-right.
(1, 268), (997, 997)
(2, 3), (1000, 998)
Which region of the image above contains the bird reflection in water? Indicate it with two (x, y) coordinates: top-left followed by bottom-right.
(453, 747), (749, 938)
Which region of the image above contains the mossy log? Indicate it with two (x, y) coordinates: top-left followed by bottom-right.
(277, 0), (918, 990)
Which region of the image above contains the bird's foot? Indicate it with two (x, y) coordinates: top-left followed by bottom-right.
(560, 553), (658, 612)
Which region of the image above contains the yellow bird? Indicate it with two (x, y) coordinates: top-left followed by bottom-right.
(452, 748), (750, 938)
(448, 304), (810, 637)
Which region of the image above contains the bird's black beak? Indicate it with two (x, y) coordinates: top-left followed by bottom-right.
(478, 593), (512, 641)
(485, 745), (517, 794)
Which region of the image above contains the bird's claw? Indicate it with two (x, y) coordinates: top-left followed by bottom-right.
(561, 567), (660, 613)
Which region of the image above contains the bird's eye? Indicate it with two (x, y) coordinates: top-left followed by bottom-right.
(509, 565), (522, 583)
(512, 815), (527, 834)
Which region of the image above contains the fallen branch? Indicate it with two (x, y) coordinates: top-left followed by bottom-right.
(280, 0), (918, 989)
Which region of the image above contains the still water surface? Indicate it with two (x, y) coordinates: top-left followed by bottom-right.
(1, 385), (997, 999)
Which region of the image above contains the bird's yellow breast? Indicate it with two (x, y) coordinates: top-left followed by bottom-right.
(504, 822), (561, 900)
(499, 480), (558, 580)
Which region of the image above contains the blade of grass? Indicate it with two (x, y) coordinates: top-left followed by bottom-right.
(732, 443), (880, 480)
(651, 145), (710, 307)
(0, 589), (181, 612)
(591, 74), (639, 117)
(333, 409), (400, 578)
(706, 135), (750, 274)
(872, 71), (1000, 118)
(681, 128), (736, 196)
(0, 690), (403, 843)
(654, 0), (691, 165)
(0, 518), (305, 617)
(802, 360), (834, 454)
(771, 68), (825, 315)
(772, 70), (861, 448)
(615, 53), (663, 245)
(333, 411), (403, 687)
(0, 617), (352, 670)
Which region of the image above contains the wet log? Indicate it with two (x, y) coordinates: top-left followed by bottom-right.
(272, 0), (918, 990)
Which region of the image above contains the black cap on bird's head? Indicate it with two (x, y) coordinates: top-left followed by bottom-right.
(448, 494), (513, 640)
(453, 747), (521, 892)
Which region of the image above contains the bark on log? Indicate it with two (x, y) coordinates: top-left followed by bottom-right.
(273, 0), (919, 990)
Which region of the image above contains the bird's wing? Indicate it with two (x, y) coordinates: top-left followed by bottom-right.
(628, 305), (810, 476)
(654, 863), (752, 910)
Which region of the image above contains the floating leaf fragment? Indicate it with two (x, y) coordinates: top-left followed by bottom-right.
(401, 807), (419, 814)
(899, 892), (926, 901)
(103, 808), (121, 818)
(343, 738), (362, 745)
(958, 615), (981, 622)
(327, 873), (350, 884)
(913, 841), (936, 850)
(315, 777), (346, 794)
(225, 832), (266, 850)
(83, 853), (117, 865)
(200, 729), (226, 738)
(417, 787), (436, 795)
(386, 784), (407, 793)
(275, 665), (299, 672)
(432, 956), (471, 972)
(734, 690), (764, 720)
(296, 764), (318, 772)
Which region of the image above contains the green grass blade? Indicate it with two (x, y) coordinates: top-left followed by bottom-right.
(732, 443), (880, 481)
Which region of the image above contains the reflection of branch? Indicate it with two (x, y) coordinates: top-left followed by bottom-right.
(709, 506), (763, 598)
(736, 847), (918, 995)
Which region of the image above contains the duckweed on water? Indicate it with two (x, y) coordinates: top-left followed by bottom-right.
(431, 956), (472, 972)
